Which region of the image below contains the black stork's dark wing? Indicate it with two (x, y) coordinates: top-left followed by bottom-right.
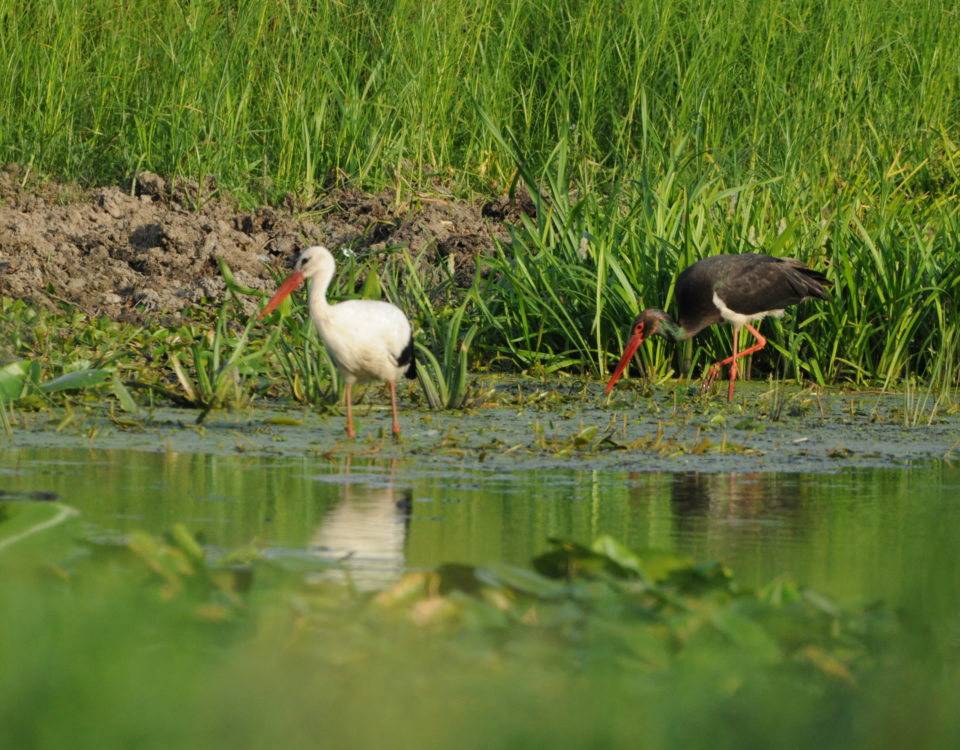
(675, 254), (830, 334)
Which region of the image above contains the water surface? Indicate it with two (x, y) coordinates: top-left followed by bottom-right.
(2, 446), (957, 626)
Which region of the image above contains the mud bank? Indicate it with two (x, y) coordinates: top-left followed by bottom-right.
(0, 166), (532, 323)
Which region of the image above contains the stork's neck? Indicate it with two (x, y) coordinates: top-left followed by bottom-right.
(644, 308), (692, 342)
(307, 265), (335, 323)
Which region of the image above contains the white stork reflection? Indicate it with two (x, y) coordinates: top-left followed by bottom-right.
(309, 457), (411, 588)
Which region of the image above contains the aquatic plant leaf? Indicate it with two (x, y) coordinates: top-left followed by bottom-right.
(590, 535), (649, 577)
(168, 523), (206, 566)
(360, 267), (382, 300)
(801, 588), (842, 619)
(110, 377), (140, 413)
(433, 562), (485, 596)
(532, 538), (609, 579)
(573, 425), (599, 446)
(0, 502), (79, 556)
(38, 368), (111, 393)
(217, 256), (259, 295)
(374, 571), (432, 608)
(168, 353), (197, 402)
(758, 578), (804, 607)
(584, 618), (674, 670)
(794, 645), (856, 684)
(533, 537), (648, 581)
(475, 562), (568, 600)
(409, 595), (462, 627)
(669, 561), (736, 595)
(709, 607), (782, 663)
(0, 361), (30, 403)
(127, 530), (196, 579)
(265, 416), (304, 426)
(633, 549), (695, 582)
(414, 341), (446, 409)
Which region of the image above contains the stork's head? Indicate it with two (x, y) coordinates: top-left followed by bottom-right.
(604, 309), (670, 394)
(294, 245), (335, 279)
(257, 245), (335, 320)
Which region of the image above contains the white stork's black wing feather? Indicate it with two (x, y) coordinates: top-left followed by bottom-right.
(396, 338), (416, 379)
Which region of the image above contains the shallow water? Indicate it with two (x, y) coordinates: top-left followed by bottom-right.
(2, 445), (958, 626)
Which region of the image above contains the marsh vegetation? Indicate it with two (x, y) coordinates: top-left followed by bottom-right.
(2, 2), (960, 749)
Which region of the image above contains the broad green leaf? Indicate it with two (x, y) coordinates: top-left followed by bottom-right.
(585, 618), (673, 670)
(0, 361), (30, 403)
(110, 377), (140, 413)
(635, 549), (695, 581)
(710, 607), (782, 663)
(169, 523), (206, 566)
(38, 368), (111, 393)
(360, 267), (382, 300)
(476, 562), (568, 600)
(590, 535), (649, 578)
(573, 425), (599, 446)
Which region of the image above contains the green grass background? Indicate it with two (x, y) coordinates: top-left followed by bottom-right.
(2, 0), (959, 386)
(4, 0), (958, 198)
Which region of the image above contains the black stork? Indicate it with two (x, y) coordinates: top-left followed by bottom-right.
(604, 253), (831, 402)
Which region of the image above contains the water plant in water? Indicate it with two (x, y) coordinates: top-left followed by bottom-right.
(380, 250), (487, 410)
(413, 300), (479, 410)
(1, 512), (900, 682)
(0, 513), (926, 750)
(271, 314), (342, 406)
(167, 294), (275, 423)
(0, 360), (116, 435)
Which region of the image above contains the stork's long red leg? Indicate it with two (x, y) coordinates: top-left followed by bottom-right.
(728, 328), (740, 402)
(700, 324), (768, 401)
(388, 381), (401, 436)
(344, 383), (356, 438)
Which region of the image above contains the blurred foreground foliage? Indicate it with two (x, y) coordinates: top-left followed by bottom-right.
(2, 500), (956, 750)
(2, 504), (897, 682)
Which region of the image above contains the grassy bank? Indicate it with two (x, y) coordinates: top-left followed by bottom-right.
(2, 0), (959, 390)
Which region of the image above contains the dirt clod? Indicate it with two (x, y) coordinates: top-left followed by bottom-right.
(0, 167), (530, 323)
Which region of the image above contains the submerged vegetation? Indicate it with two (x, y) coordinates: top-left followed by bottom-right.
(4, 506), (957, 750)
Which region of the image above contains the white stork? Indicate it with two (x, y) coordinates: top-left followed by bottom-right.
(259, 246), (416, 437)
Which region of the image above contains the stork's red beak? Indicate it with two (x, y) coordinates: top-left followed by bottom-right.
(604, 328), (646, 394)
(257, 271), (305, 319)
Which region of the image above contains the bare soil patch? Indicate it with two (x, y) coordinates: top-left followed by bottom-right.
(0, 165), (533, 323)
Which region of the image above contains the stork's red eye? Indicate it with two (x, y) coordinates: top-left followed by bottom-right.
(634, 322), (645, 336)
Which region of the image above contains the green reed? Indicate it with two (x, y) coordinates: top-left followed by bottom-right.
(3, 0), (958, 201)
(473, 125), (960, 390)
